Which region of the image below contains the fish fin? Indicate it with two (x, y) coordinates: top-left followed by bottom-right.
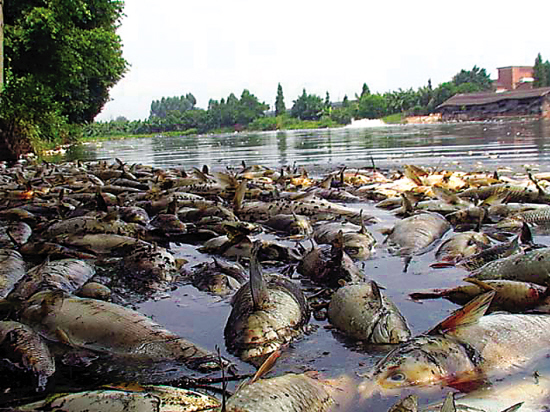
(192, 166), (210, 183)
(427, 291), (495, 335)
(500, 403), (524, 412)
(519, 221), (533, 245)
(249, 349), (281, 385)
(409, 289), (447, 300)
(370, 280), (384, 304)
(440, 392), (456, 412)
(464, 277), (495, 292)
(430, 261), (457, 269)
(249, 241), (269, 310)
(167, 197), (178, 215)
(101, 210), (119, 223)
(403, 256), (412, 273)
(233, 179), (247, 213)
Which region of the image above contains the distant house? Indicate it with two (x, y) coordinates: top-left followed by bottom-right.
(437, 87), (550, 121)
(495, 66), (534, 91)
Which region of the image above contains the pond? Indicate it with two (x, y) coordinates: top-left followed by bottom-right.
(12, 119), (550, 410)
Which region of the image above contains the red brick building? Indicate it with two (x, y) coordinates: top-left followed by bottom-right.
(495, 66), (534, 91)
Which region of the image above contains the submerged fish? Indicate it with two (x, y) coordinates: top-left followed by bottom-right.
(361, 292), (550, 395)
(224, 241), (310, 363)
(328, 281), (411, 343)
(21, 290), (222, 371)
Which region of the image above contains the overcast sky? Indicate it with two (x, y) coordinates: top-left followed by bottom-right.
(96, 0), (550, 121)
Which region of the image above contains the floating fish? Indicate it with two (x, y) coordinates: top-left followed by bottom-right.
(361, 292), (550, 395)
(224, 241), (310, 363)
(21, 290), (222, 371)
(328, 281), (411, 343)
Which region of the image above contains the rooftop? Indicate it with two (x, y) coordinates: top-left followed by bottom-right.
(438, 87), (550, 108)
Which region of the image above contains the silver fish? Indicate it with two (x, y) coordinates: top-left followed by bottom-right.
(328, 281), (411, 343)
(21, 290), (222, 371)
(224, 241), (309, 363)
(225, 372), (334, 412)
(0, 249), (26, 298)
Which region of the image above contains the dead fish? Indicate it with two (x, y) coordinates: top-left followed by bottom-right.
(314, 219), (376, 260)
(45, 213), (143, 239)
(0, 221), (32, 248)
(0, 320), (55, 391)
(21, 290), (222, 371)
(495, 206), (550, 233)
(59, 233), (150, 255)
(459, 184), (550, 204)
(189, 259), (247, 295)
(10, 258), (95, 301)
(224, 241), (309, 364)
(262, 213), (313, 237)
(77, 282), (112, 301)
(384, 212), (450, 271)
(432, 231), (492, 267)
(0, 249), (26, 299)
(9, 384), (220, 412)
(225, 372), (334, 412)
(120, 243), (179, 288)
(298, 232), (365, 286)
(468, 246), (550, 286)
(328, 281), (411, 343)
(360, 292), (550, 395)
(410, 278), (549, 313)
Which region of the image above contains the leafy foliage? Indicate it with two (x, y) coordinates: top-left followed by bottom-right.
(452, 66), (492, 91)
(1, 0), (127, 159)
(150, 94), (197, 118)
(275, 83), (285, 116)
(533, 53), (550, 88)
(290, 89), (324, 120)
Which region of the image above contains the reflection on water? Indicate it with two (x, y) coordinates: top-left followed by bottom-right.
(65, 119), (550, 172)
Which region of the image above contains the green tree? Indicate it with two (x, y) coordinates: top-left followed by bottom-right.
(290, 89), (324, 120)
(1, 0), (127, 159)
(275, 83), (285, 116)
(452, 66), (492, 91)
(360, 82), (370, 98)
(150, 94), (196, 118)
(533, 53), (549, 88)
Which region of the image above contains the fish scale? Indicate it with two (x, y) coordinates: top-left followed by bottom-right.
(469, 247), (550, 285)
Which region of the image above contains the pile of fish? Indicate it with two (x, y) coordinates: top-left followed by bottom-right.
(2, 158), (550, 411)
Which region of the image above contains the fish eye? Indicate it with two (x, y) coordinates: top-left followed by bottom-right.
(389, 372), (406, 382)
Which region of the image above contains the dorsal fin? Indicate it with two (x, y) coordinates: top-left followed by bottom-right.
(233, 179), (247, 213)
(370, 280), (383, 304)
(427, 291), (495, 335)
(249, 241), (269, 310)
(440, 392), (456, 412)
(463, 277), (495, 292)
(519, 221), (533, 245)
(249, 349), (281, 385)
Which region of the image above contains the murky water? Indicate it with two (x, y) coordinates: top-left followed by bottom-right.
(43, 119), (550, 410)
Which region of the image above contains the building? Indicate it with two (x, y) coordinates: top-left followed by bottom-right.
(495, 66), (534, 91)
(437, 87), (550, 121)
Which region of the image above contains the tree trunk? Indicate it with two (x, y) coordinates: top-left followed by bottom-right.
(0, 0), (3, 93)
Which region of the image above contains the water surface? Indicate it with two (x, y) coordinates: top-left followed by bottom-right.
(54, 119), (550, 410)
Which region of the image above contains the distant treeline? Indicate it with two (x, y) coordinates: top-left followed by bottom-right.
(85, 66), (495, 137)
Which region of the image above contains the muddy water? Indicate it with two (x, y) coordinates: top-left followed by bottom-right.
(49, 119), (550, 411)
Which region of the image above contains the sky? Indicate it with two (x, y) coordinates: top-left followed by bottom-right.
(96, 0), (550, 121)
